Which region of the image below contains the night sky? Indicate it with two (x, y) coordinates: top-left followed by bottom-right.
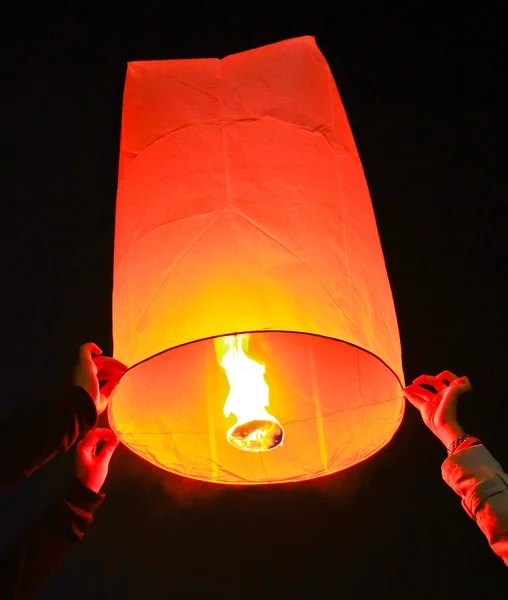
(1, 4), (507, 598)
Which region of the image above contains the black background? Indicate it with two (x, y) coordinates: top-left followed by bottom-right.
(1, 3), (506, 598)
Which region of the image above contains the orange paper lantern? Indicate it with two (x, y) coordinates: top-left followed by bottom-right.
(109, 36), (405, 485)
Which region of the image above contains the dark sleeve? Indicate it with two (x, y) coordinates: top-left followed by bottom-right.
(0, 387), (97, 492)
(0, 479), (105, 600)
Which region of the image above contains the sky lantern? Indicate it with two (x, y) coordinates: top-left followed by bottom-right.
(109, 36), (405, 485)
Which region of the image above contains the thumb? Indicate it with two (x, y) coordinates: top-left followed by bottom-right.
(96, 430), (120, 463)
(402, 384), (426, 410)
(451, 376), (472, 393)
(79, 342), (102, 362)
(100, 377), (122, 402)
(78, 428), (104, 452)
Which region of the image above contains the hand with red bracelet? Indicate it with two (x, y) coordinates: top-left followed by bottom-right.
(403, 371), (472, 450)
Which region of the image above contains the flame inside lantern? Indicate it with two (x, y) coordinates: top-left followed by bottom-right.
(214, 334), (284, 452)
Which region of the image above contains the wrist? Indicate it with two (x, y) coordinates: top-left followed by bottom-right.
(84, 482), (102, 494)
(435, 423), (466, 448)
(77, 475), (103, 494)
(446, 433), (475, 456)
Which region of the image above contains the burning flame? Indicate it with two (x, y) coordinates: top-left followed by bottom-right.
(215, 334), (284, 452)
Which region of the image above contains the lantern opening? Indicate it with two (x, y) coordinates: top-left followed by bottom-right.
(215, 334), (284, 452)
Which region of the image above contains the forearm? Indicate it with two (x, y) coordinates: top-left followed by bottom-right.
(0, 387), (97, 492)
(442, 444), (508, 566)
(0, 479), (104, 600)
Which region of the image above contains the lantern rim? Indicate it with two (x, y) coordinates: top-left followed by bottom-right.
(118, 329), (404, 390)
(108, 330), (405, 485)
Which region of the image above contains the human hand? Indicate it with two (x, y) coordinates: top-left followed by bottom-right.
(403, 371), (472, 447)
(76, 428), (119, 493)
(72, 342), (128, 415)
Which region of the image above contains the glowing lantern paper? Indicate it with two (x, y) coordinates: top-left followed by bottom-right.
(109, 36), (405, 485)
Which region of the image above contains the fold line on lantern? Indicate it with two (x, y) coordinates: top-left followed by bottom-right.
(164, 428), (187, 476)
(220, 115), (353, 157)
(121, 116), (355, 174)
(205, 359), (220, 482)
(230, 209), (353, 324)
(259, 451), (273, 485)
(218, 59), (232, 209)
(308, 339), (329, 472)
(332, 153), (354, 318)
(223, 116), (356, 159)
(122, 394), (404, 435)
(282, 393), (403, 427)
(121, 122), (216, 169)
(153, 72), (220, 100)
(326, 435), (357, 470)
(114, 436), (164, 469)
(130, 209), (227, 330)
(325, 67), (360, 162)
(115, 208), (228, 265)
(222, 41), (293, 88)
(207, 458), (258, 484)
(376, 301), (402, 365)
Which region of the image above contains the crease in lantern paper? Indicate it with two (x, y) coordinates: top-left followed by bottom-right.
(131, 210), (226, 329)
(131, 40), (291, 108)
(230, 208), (351, 323)
(116, 208), (227, 265)
(218, 59), (233, 210)
(124, 443), (397, 484)
(332, 139), (353, 318)
(283, 394), (402, 426)
(324, 67), (359, 162)
(307, 339), (329, 470)
(154, 72), (221, 100)
(121, 116), (354, 174)
(222, 40), (292, 90)
(121, 395), (403, 436)
(207, 459), (257, 483)
(259, 451), (273, 484)
(164, 425), (187, 476)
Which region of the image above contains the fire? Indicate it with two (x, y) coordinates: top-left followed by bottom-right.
(215, 334), (284, 452)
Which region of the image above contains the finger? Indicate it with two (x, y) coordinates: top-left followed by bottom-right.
(448, 376), (472, 396)
(78, 427), (106, 450)
(100, 379), (121, 401)
(89, 428), (117, 442)
(95, 432), (120, 468)
(405, 382), (436, 402)
(80, 342), (103, 361)
(412, 375), (447, 391)
(452, 375), (472, 391)
(77, 437), (98, 456)
(94, 357), (128, 378)
(98, 435), (120, 457)
(436, 370), (459, 384)
(402, 384), (428, 409)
